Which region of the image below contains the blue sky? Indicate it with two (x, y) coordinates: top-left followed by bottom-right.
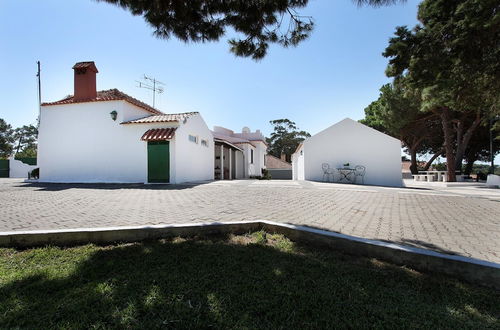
(0, 0), (421, 137)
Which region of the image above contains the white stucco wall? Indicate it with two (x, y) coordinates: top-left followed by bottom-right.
(235, 150), (244, 179)
(292, 144), (305, 180)
(38, 100), (212, 183)
(253, 141), (267, 173)
(294, 118), (402, 187)
(8, 157), (37, 178)
(237, 143), (258, 177)
(173, 113), (214, 183)
(39, 100), (147, 182)
(236, 141), (267, 177)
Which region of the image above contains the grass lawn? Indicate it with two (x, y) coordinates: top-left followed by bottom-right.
(1, 231), (499, 329)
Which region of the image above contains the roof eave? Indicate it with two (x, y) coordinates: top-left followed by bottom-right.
(121, 120), (179, 125)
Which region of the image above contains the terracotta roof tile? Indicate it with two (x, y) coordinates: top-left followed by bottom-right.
(141, 128), (177, 141)
(122, 112), (198, 124)
(265, 154), (292, 169)
(41, 89), (163, 115)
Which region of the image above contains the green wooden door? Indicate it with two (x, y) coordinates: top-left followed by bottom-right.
(0, 159), (9, 178)
(147, 141), (169, 183)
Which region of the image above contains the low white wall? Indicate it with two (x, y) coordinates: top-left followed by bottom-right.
(9, 158), (37, 178)
(486, 174), (500, 187)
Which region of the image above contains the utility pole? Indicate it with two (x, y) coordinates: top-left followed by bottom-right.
(136, 75), (165, 108)
(36, 61), (41, 127)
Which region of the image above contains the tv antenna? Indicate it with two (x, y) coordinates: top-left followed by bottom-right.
(136, 75), (164, 108)
(36, 61), (42, 128)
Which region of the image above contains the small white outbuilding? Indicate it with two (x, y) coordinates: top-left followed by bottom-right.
(38, 62), (214, 184)
(292, 118), (402, 187)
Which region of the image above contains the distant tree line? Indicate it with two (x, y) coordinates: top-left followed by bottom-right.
(361, 0), (499, 180)
(267, 119), (310, 163)
(0, 118), (38, 159)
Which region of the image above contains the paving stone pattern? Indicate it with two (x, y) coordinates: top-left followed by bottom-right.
(1, 179), (499, 263)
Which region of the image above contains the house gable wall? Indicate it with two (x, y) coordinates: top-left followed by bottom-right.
(173, 113), (214, 183)
(38, 100), (178, 183)
(300, 118), (402, 187)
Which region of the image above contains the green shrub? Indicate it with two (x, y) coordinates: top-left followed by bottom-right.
(30, 168), (39, 179)
(252, 230), (267, 245)
(261, 169), (272, 180)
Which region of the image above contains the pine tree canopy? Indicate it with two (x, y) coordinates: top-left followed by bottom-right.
(97, 0), (403, 60)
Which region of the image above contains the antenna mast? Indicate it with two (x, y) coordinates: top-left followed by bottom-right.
(136, 75), (165, 108)
(36, 61), (41, 127)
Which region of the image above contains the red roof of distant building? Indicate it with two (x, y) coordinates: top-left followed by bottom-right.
(41, 88), (163, 115)
(141, 128), (177, 141)
(265, 154), (292, 169)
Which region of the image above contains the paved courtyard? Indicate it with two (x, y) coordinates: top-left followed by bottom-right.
(1, 178), (499, 263)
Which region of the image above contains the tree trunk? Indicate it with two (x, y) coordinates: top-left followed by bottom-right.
(454, 120), (463, 173)
(15, 136), (23, 154)
(409, 148), (418, 174)
(439, 108), (456, 182)
(454, 114), (481, 172)
(423, 148), (443, 171)
(464, 154), (476, 175)
(403, 136), (425, 175)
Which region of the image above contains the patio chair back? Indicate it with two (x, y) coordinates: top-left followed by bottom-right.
(322, 163), (334, 182)
(354, 165), (366, 184)
(322, 163), (330, 173)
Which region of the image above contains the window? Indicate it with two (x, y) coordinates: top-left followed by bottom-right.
(250, 149), (254, 164)
(201, 139), (208, 147)
(188, 135), (198, 144)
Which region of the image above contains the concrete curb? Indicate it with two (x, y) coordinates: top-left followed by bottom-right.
(1, 220), (499, 289)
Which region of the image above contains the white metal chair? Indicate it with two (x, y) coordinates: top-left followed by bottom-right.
(354, 165), (366, 184)
(322, 163), (335, 182)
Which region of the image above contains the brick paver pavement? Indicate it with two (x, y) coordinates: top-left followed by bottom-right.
(1, 179), (499, 263)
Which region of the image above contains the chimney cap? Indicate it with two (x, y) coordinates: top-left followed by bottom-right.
(72, 61), (98, 73)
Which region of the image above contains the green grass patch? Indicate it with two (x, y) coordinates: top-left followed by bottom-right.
(0, 232), (499, 329)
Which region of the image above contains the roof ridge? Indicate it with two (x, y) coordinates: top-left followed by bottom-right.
(163, 111), (199, 115)
(121, 112), (198, 125)
(41, 88), (163, 115)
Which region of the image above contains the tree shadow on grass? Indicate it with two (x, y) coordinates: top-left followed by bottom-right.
(1, 238), (499, 329)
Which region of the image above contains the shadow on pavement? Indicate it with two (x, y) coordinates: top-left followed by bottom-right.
(393, 238), (463, 256)
(15, 181), (214, 191)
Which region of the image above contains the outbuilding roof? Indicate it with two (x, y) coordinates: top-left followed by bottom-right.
(141, 128), (177, 141)
(122, 112), (198, 124)
(265, 154), (292, 169)
(41, 89), (163, 115)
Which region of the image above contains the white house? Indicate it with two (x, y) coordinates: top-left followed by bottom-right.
(212, 126), (267, 179)
(38, 61), (214, 184)
(292, 118), (402, 187)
